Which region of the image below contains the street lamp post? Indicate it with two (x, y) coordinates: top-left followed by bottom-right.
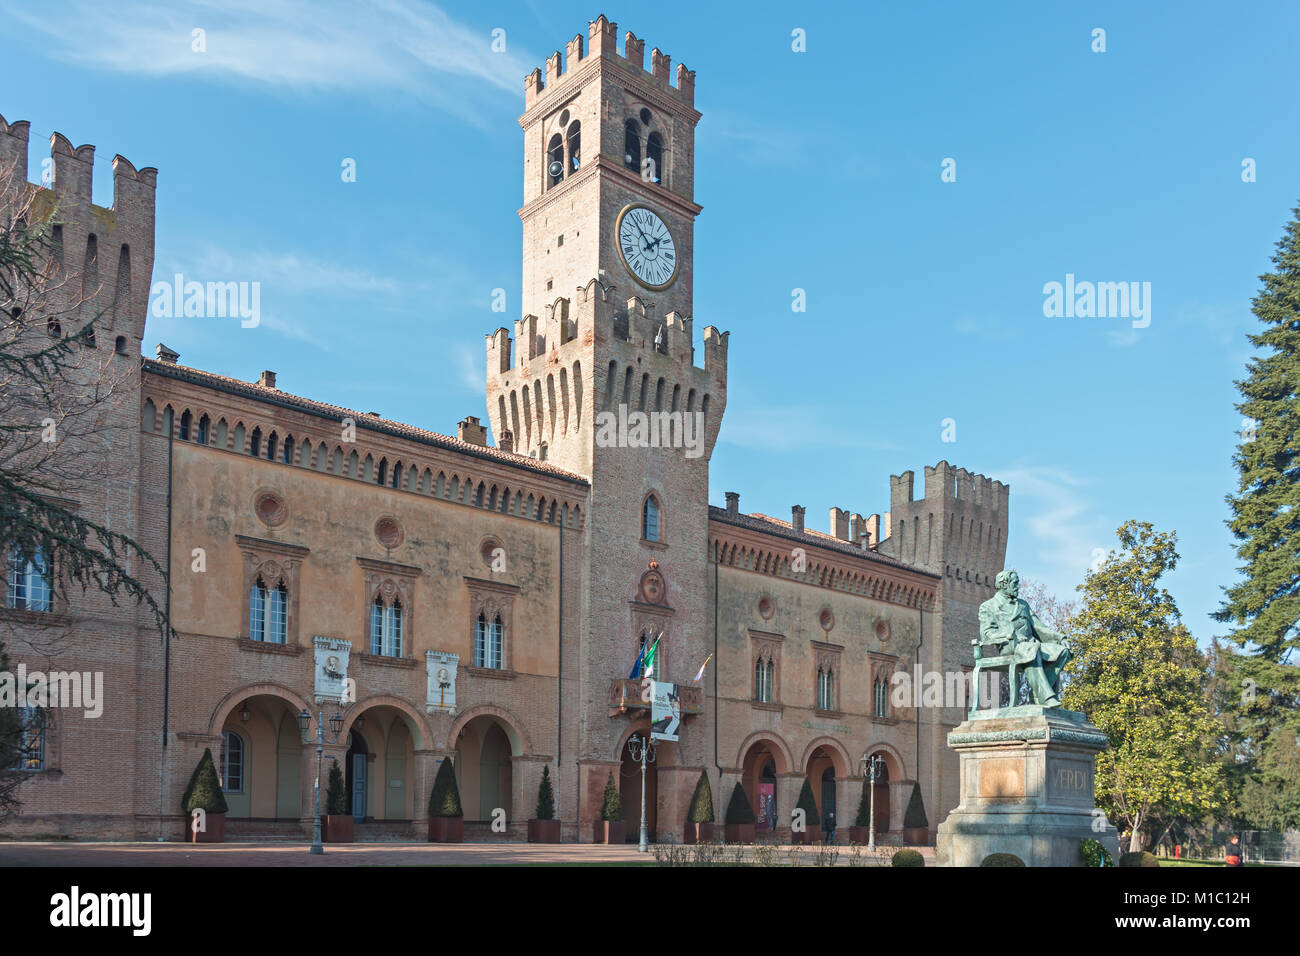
(627, 733), (657, 853)
(298, 707), (344, 855)
(859, 753), (885, 849)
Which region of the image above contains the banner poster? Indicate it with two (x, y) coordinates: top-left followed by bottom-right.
(650, 680), (680, 742)
(426, 651), (459, 714)
(313, 636), (351, 703)
(758, 784), (777, 830)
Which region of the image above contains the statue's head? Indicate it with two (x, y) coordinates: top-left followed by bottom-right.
(995, 569), (1020, 598)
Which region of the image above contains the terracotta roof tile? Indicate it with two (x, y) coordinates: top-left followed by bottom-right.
(142, 359), (589, 485)
(709, 506), (933, 575)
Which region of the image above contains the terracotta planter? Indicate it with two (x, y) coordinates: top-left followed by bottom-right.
(528, 819), (562, 843)
(683, 822), (716, 845)
(724, 822), (755, 844)
(427, 816), (464, 843)
(849, 826), (871, 845)
(904, 826), (929, 846)
(188, 811), (225, 844)
(325, 815), (354, 843)
(592, 821), (626, 844)
(792, 829), (817, 845)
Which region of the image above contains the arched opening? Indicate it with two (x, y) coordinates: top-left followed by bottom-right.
(741, 741), (784, 833)
(646, 131), (664, 185)
(623, 118), (641, 171)
(546, 133), (564, 187)
(806, 744), (839, 823)
(619, 731), (657, 843)
(453, 715), (517, 823)
(566, 120), (581, 173)
(866, 750), (892, 833)
(642, 494), (661, 542)
(218, 694), (302, 822)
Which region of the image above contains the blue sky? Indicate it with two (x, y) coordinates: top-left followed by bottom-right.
(2, 0), (1297, 642)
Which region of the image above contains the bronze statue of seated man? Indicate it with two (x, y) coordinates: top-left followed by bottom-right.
(977, 569), (1071, 708)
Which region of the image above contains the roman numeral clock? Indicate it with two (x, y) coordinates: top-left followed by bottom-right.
(617, 204), (678, 290)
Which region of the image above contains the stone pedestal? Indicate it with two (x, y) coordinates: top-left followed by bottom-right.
(935, 707), (1119, 867)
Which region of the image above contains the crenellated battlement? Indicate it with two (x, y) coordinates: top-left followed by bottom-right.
(486, 276), (726, 383)
(484, 273), (727, 473)
(874, 460), (1010, 584)
(524, 15), (696, 110)
(0, 113), (157, 349)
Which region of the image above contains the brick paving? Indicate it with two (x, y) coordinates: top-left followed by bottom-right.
(0, 840), (936, 867)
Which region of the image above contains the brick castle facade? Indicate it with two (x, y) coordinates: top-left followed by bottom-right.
(0, 16), (1009, 843)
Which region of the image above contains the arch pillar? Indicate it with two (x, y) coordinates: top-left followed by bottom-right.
(776, 771), (803, 840)
(412, 749), (443, 821)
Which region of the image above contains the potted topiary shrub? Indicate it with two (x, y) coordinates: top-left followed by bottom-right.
(181, 747), (228, 844)
(324, 760), (352, 843)
(849, 779), (872, 845)
(792, 776), (820, 845)
(902, 782), (929, 845)
(683, 771), (716, 845)
(427, 758), (464, 843)
(891, 848), (925, 867)
(980, 852), (1026, 866)
(723, 782), (756, 844)
(528, 765), (561, 843)
(593, 772), (625, 844)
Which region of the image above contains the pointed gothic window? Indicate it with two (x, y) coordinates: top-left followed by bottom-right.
(547, 134), (564, 187)
(566, 121), (581, 172)
(624, 119), (641, 171)
(646, 132), (664, 185)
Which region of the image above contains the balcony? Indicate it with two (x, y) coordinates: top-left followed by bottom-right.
(608, 679), (703, 717)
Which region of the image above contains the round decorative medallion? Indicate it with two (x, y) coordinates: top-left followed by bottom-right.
(480, 538), (504, 569)
(254, 491), (287, 527)
(758, 595), (774, 620)
(875, 619), (891, 642)
(639, 560), (666, 605)
(374, 516), (403, 549)
(819, 609), (835, 632)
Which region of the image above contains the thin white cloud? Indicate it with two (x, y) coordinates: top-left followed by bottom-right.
(453, 343), (484, 394)
(3, 0), (533, 119)
(720, 402), (899, 453)
(993, 463), (1110, 603)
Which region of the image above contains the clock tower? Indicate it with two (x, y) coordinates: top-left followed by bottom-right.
(485, 15), (729, 832)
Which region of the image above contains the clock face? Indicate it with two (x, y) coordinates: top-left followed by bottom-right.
(616, 205), (678, 290)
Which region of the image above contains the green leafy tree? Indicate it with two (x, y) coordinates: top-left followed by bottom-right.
(724, 782), (755, 825)
(1214, 204), (1300, 831)
(325, 760), (347, 816)
(686, 771), (714, 824)
(1063, 521), (1227, 852)
(600, 772), (622, 821)
(794, 776), (820, 828)
(428, 758), (462, 818)
(181, 747), (228, 815)
(534, 764), (555, 821)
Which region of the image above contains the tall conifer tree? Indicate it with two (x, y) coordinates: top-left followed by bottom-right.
(1214, 205), (1300, 829)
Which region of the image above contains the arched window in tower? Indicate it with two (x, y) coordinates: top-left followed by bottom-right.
(623, 119), (641, 171)
(249, 427), (261, 457)
(566, 121), (581, 172)
(266, 431), (277, 461)
(282, 435), (294, 464)
(547, 134), (564, 187)
(646, 132), (664, 185)
(179, 409), (192, 441)
(196, 414), (210, 446)
(642, 495), (661, 542)
(377, 458), (388, 486)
